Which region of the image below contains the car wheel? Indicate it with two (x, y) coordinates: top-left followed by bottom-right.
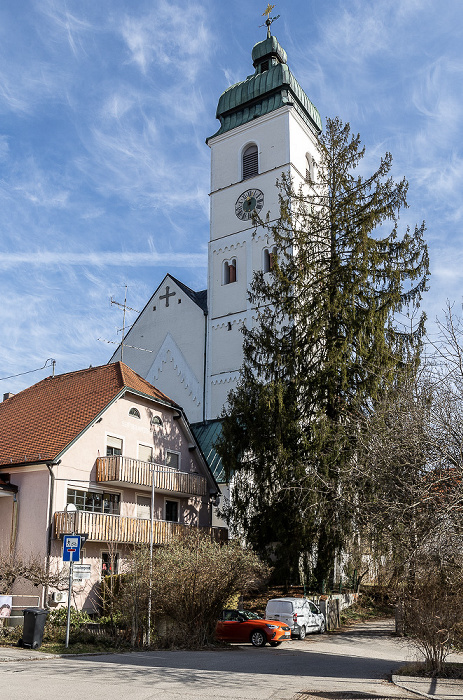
(298, 626), (306, 640)
(250, 630), (266, 647)
(270, 641), (282, 647)
(317, 619), (326, 634)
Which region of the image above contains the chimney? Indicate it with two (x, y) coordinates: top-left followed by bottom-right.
(3, 392), (14, 401)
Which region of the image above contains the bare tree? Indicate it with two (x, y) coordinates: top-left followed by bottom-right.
(0, 549), (67, 596)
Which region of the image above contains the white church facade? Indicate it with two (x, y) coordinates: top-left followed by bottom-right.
(110, 32), (322, 484)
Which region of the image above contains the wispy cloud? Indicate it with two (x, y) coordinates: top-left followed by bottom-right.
(0, 250), (206, 269)
(120, 0), (213, 80)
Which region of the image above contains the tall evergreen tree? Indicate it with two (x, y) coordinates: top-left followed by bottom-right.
(217, 118), (429, 587)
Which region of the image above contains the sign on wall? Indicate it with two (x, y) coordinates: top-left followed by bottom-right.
(0, 596), (12, 617)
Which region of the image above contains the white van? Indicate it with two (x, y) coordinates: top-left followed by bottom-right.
(265, 597), (325, 639)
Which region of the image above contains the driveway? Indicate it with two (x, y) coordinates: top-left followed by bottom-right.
(0, 620), (455, 700)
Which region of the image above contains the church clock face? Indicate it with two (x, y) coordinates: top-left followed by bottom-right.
(235, 188), (264, 221)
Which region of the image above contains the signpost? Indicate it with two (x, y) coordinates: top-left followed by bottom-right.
(61, 534), (89, 648)
(63, 535), (81, 562)
(73, 564), (91, 581)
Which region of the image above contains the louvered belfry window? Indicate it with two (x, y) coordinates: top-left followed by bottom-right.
(242, 144), (258, 180)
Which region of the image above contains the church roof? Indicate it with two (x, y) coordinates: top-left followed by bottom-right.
(0, 362), (177, 467)
(191, 419), (225, 483)
(207, 35), (322, 141)
(168, 275), (207, 313)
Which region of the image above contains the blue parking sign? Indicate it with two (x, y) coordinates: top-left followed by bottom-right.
(63, 535), (81, 562)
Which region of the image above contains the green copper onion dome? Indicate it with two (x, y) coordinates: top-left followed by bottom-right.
(207, 35), (322, 142)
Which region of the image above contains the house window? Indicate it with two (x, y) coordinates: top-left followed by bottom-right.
(166, 451), (180, 470)
(242, 144), (258, 180)
(165, 500), (179, 522)
(139, 444), (153, 463)
(223, 259), (237, 285)
(263, 246), (277, 273)
(67, 488), (120, 515)
(106, 436), (122, 456)
(101, 551), (119, 578)
(137, 495), (151, 520)
(129, 407), (140, 419)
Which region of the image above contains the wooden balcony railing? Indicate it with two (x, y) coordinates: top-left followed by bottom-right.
(54, 511), (228, 545)
(96, 456), (207, 497)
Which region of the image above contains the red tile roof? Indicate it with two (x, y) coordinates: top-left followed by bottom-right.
(0, 362), (178, 467)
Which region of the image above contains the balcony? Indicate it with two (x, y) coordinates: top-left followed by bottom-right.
(55, 511), (228, 545)
(96, 456), (207, 497)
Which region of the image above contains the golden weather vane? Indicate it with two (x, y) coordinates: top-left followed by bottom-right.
(261, 4), (280, 38)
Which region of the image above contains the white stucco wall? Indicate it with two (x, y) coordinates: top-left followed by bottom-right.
(111, 276), (207, 423)
(205, 106), (319, 420)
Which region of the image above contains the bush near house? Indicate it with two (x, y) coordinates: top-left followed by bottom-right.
(105, 532), (270, 648)
(400, 569), (463, 676)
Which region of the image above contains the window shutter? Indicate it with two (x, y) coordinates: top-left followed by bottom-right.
(107, 436), (122, 450)
(137, 496), (151, 520)
(139, 444), (153, 463)
(243, 145), (258, 180)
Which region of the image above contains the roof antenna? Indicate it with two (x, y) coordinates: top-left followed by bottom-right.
(261, 4), (280, 38)
(110, 286), (139, 363)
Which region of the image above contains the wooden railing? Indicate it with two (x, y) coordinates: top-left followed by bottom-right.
(54, 511), (228, 545)
(96, 456), (207, 497)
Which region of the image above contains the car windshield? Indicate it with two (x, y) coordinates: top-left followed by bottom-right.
(238, 610), (262, 620)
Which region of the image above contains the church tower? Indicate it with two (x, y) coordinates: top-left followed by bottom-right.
(109, 25), (322, 443)
(205, 32), (322, 419)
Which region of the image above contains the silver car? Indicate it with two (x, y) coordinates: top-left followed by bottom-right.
(265, 597), (325, 639)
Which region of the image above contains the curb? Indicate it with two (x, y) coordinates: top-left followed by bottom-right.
(392, 673), (463, 700)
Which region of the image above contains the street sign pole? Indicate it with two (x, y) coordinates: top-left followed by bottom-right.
(62, 534), (81, 649)
(65, 559), (73, 649)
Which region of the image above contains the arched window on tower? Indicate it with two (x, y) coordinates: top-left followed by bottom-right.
(223, 259), (237, 284)
(263, 246), (277, 273)
(242, 144), (258, 180)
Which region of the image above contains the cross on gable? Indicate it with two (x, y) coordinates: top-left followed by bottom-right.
(160, 285), (176, 307)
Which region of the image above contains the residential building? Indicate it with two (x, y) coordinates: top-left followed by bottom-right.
(0, 362), (224, 612)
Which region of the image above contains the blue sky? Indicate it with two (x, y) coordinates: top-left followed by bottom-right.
(1, 0), (462, 394)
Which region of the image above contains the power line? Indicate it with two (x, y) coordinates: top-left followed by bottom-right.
(0, 358), (56, 382)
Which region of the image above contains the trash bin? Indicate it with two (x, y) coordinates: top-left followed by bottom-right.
(20, 607), (49, 649)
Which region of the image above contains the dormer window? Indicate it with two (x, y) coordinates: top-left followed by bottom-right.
(223, 259), (237, 285)
(242, 144), (258, 180)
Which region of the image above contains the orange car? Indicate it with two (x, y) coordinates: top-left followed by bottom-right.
(216, 609), (291, 647)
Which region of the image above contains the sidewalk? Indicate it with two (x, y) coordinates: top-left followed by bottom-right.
(0, 645), (59, 662)
(392, 673), (463, 700)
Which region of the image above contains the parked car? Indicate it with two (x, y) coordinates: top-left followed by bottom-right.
(216, 609), (291, 647)
(265, 597), (325, 639)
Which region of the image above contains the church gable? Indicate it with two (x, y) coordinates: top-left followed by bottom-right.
(109, 275), (207, 423)
(146, 332), (202, 408)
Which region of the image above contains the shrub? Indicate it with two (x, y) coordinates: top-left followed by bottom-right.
(401, 568), (463, 675)
(110, 532), (270, 648)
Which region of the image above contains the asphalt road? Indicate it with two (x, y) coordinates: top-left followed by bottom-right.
(0, 620), (444, 700)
